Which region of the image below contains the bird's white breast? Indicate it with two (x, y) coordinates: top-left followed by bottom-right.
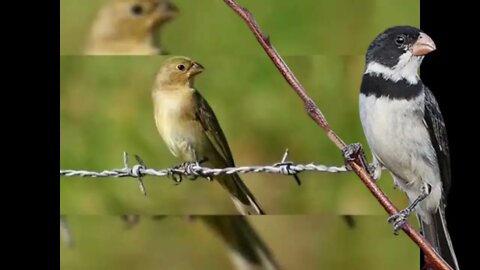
(359, 92), (438, 185)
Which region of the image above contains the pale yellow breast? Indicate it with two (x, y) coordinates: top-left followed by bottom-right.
(152, 88), (197, 157)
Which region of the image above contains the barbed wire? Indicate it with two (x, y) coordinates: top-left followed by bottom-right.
(60, 150), (379, 196)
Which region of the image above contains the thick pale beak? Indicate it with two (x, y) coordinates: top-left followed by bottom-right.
(411, 32), (436, 56)
(188, 62), (205, 77)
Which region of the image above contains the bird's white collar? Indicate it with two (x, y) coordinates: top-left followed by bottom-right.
(365, 52), (423, 85)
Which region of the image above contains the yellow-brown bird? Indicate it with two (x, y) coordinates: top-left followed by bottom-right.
(151, 56), (265, 215)
(85, 0), (177, 55)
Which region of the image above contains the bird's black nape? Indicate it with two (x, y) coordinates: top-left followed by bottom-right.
(366, 26), (422, 68)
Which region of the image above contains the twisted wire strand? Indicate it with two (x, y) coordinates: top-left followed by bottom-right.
(60, 162), (351, 178)
(60, 151), (378, 195)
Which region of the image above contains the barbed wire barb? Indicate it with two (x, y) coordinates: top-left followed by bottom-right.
(274, 148), (301, 185)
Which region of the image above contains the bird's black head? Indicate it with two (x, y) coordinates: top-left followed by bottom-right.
(365, 26), (436, 84)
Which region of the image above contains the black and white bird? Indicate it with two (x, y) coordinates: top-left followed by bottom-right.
(358, 26), (459, 269)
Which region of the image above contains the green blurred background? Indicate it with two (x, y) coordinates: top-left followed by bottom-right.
(60, 0), (419, 56)
(61, 0), (420, 269)
(60, 216), (418, 269)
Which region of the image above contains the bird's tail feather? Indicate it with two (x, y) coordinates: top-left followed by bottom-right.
(219, 173), (265, 215)
(420, 204), (460, 270)
(201, 216), (281, 270)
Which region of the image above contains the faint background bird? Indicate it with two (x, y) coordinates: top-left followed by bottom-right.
(84, 0), (178, 55)
(200, 216), (281, 270)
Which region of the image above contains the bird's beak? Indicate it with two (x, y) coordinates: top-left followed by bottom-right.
(158, 1), (178, 19)
(188, 62), (205, 77)
(163, 1), (178, 13)
(411, 32), (436, 56)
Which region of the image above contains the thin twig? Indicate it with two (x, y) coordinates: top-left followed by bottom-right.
(222, 1), (452, 269)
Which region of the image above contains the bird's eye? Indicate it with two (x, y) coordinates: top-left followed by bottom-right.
(395, 35), (406, 46)
(177, 64), (185, 71)
(131, 4), (144, 16)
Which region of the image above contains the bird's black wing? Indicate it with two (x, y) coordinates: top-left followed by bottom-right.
(423, 86), (451, 197)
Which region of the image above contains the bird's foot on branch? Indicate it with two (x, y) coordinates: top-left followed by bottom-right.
(342, 143), (378, 180)
(387, 208), (412, 235)
(388, 186), (429, 235)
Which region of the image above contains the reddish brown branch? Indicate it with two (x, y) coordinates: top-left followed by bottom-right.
(223, 1), (452, 269)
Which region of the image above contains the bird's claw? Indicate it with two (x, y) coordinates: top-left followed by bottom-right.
(387, 209), (412, 235)
(342, 143), (361, 163)
(170, 160), (213, 184)
(342, 143), (368, 168)
(343, 143), (378, 180)
(169, 161), (196, 183)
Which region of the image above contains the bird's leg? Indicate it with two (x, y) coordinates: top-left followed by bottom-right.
(388, 184), (431, 235)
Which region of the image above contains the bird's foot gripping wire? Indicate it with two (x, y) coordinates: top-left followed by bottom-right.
(342, 143), (376, 180)
(387, 185), (430, 235)
(169, 159), (212, 184)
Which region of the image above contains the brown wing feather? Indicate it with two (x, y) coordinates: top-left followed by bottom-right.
(194, 91), (236, 166)
(193, 90), (265, 215)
